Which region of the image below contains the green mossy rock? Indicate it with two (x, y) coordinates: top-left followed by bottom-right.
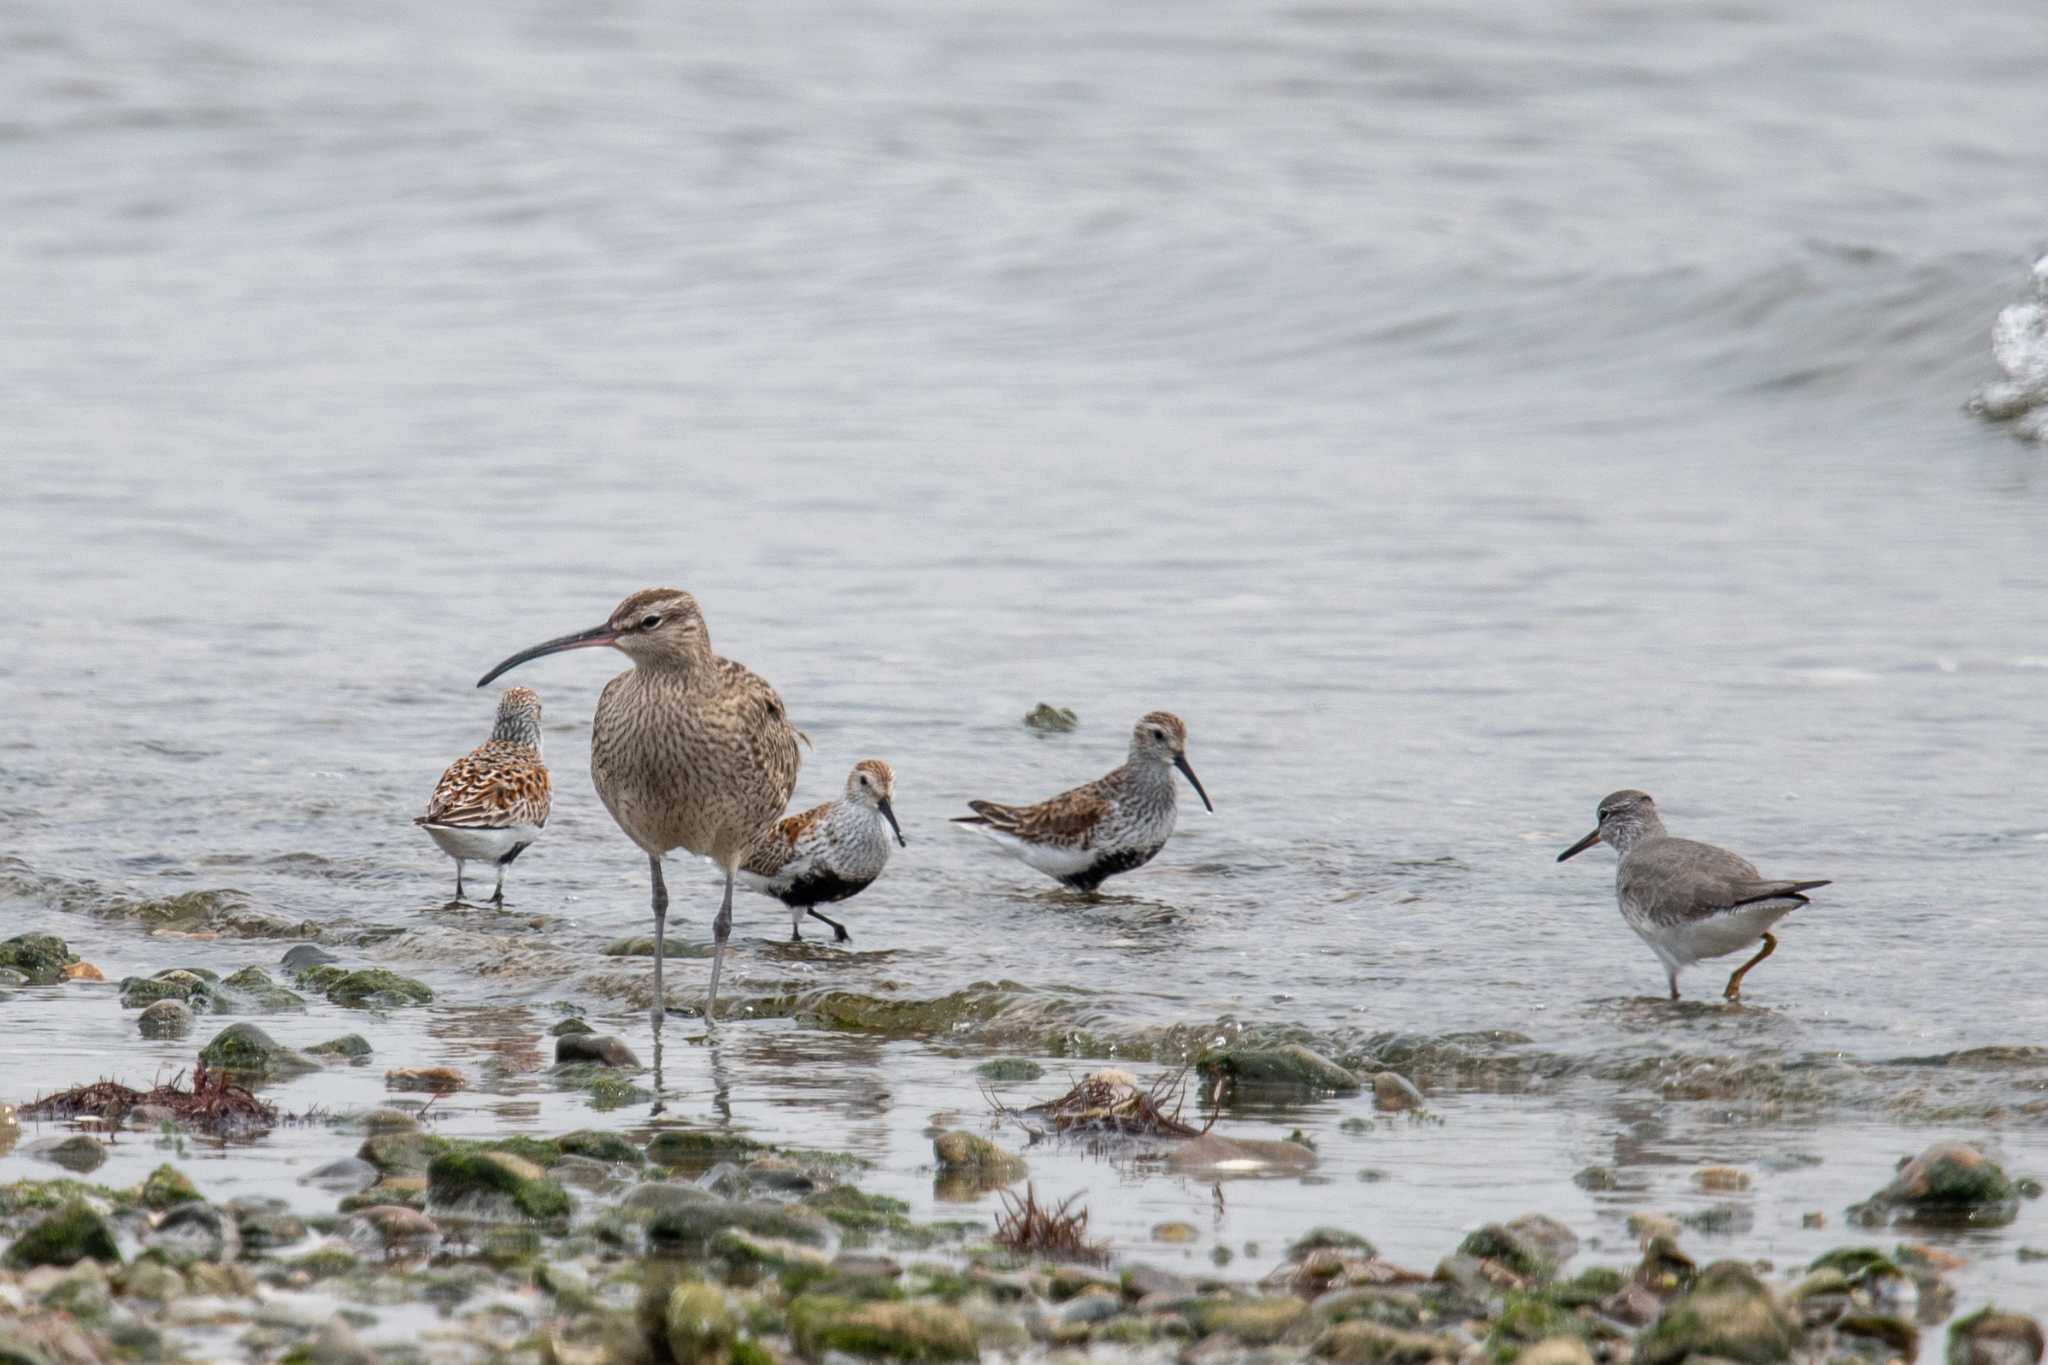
(1853, 1143), (2020, 1228)
(36, 1136), (107, 1174)
(647, 1129), (767, 1167)
(0, 934), (77, 984)
(217, 965), (306, 1011)
(1187, 1296), (1309, 1345)
(136, 999), (194, 1038)
(973, 1058), (1044, 1082)
(666, 1280), (740, 1365)
(425, 1150), (570, 1221)
(789, 1294), (978, 1361)
(1947, 1307), (2045, 1365)
(805, 1186), (911, 1232)
(138, 1165), (201, 1211)
(197, 1022), (317, 1078)
(1635, 1261), (1802, 1365)
(1022, 703), (1078, 733)
(4, 1201), (121, 1269)
(357, 1131), (435, 1174)
(1460, 1221), (1559, 1281)
(1196, 1043), (1362, 1094)
(556, 1130), (643, 1164)
(322, 968), (433, 1008)
(930, 1132), (1026, 1177)
(119, 976), (204, 1010)
(646, 1199), (830, 1255)
(1288, 1226), (1378, 1260)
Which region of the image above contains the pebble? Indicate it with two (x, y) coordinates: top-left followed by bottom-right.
(60, 962), (104, 982)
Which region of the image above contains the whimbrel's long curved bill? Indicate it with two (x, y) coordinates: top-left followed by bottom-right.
(878, 797), (906, 847)
(1556, 828), (1602, 862)
(477, 623), (618, 688)
(1174, 754), (1214, 812)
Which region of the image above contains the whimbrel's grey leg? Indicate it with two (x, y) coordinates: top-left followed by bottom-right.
(705, 867), (734, 1023)
(1724, 932), (1776, 1002)
(649, 855), (669, 1027)
(807, 909), (851, 943)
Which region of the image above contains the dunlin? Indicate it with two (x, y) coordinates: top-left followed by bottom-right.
(953, 711), (1212, 892)
(741, 759), (905, 943)
(477, 589), (802, 1025)
(1557, 789), (1830, 1001)
(414, 687), (551, 904)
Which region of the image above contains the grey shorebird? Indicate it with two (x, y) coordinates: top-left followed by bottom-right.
(953, 711), (1213, 892)
(477, 589), (802, 1024)
(415, 687), (551, 904)
(1557, 789), (1830, 1002)
(741, 759), (905, 943)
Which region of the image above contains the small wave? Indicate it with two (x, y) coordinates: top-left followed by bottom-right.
(1966, 251), (2048, 442)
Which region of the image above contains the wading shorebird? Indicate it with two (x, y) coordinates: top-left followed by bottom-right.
(953, 711), (1212, 892)
(415, 687), (551, 904)
(741, 759), (905, 943)
(1557, 789), (1830, 1002)
(476, 589), (801, 1025)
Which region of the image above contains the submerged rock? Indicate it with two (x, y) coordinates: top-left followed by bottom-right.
(1197, 1043), (1362, 1094)
(1371, 1072), (1426, 1110)
(198, 1021), (318, 1078)
(555, 1033), (641, 1068)
(646, 1129), (766, 1167)
(1023, 703), (1079, 733)
(136, 999), (194, 1039)
(975, 1057), (1045, 1082)
(1851, 1143), (2019, 1228)
(557, 1130), (643, 1165)
(306, 1033), (373, 1059)
(25, 1135), (107, 1174)
(1167, 1131), (1320, 1176)
(1636, 1261), (1802, 1365)
(322, 968), (433, 1008)
(930, 1132), (1028, 1194)
(0, 933), (78, 985)
(280, 944), (339, 972)
(1949, 1309), (2045, 1365)
(217, 965), (306, 1012)
(4, 1202), (120, 1269)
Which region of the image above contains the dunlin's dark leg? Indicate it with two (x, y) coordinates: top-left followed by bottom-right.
(1724, 932), (1776, 1001)
(454, 860), (466, 901)
(1667, 969), (1680, 1001)
(649, 855), (669, 1027)
(491, 865), (506, 905)
(807, 909), (851, 943)
(705, 867), (734, 1023)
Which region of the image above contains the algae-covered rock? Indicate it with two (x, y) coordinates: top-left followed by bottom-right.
(1852, 1143), (2019, 1228)
(198, 1021), (318, 1078)
(647, 1129), (767, 1167)
(120, 975), (203, 1010)
(1636, 1261), (1802, 1365)
(711, 1226), (832, 1279)
(974, 1057), (1044, 1083)
(136, 999), (194, 1039)
(1460, 1215), (1577, 1281)
(1839, 1314), (1920, 1357)
(425, 1150), (570, 1221)
(1315, 1319), (1461, 1363)
(805, 1185), (911, 1233)
(1371, 1072), (1426, 1110)
(646, 1199), (829, 1255)
(306, 1033), (373, 1059)
(790, 1294), (977, 1361)
(550, 1016), (595, 1038)
(1288, 1226), (1378, 1260)
(1186, 1295), (1308, 1345)
(666, 1280), (739, 1365)
(555, 1033), (641, 1068)
(0, 934), (77, 985)
(1948, 1308), (2045, 1365)
(323, 968), (432, 1008)
(1197, 1043), (1362, 1094)
(232, 1198), (307, 1250)
(357, 1130), (435, 1174)
(139, 1164), (201, 1211)
(931, 1131), (1026, 1177)
(218, 965), (306, 1012)
(4, 1201), (120, 1269)
(556, 1130), (643, 1165)
(1023, 703), (1078, 733)
(28, 1135), (107, 1174)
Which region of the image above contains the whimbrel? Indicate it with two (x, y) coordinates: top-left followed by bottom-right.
(477, 589), (801, 1024)
(1557, 789), (1829, 1001)
(952, 711), (1212, 892)
(415, 686), (551, 904)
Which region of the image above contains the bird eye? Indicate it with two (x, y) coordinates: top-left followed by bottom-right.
(640, 614), (662, 630)
(1151, 729), (1166, 740)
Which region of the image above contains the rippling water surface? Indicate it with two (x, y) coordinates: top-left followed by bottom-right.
(4, 0), (2048, 1337)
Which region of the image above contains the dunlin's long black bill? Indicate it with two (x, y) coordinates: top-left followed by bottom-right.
(878, 797), (906, 847)
(1556, 829), (1602, 862)
(476, 623), (618, 688)
(1174, 754), (1214, 812)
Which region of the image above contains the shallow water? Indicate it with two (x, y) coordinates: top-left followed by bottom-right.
(4, 0), (2048, 1342)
